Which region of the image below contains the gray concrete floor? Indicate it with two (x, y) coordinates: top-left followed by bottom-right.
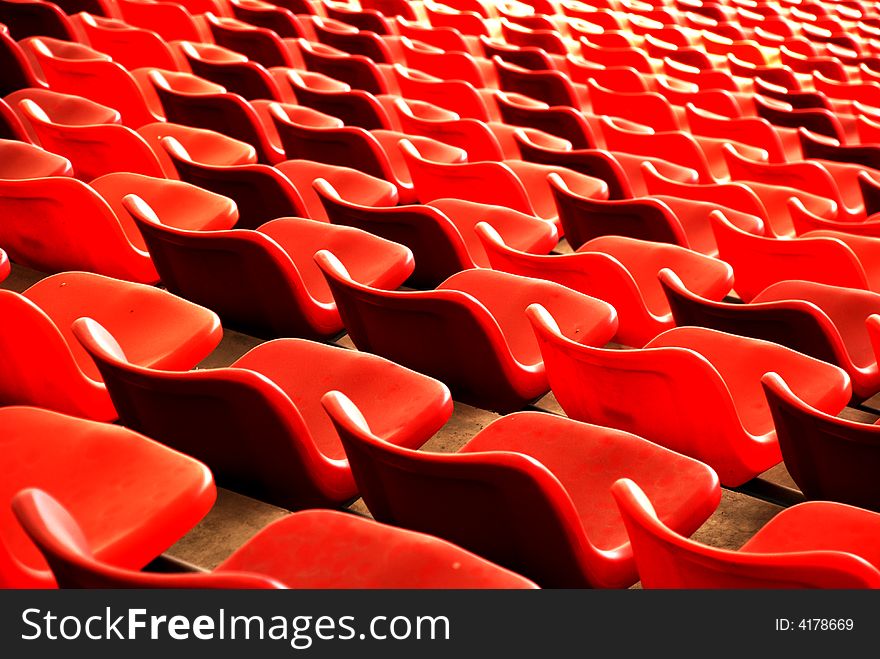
(3, 261), (865, 583)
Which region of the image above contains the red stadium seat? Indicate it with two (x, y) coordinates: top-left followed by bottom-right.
(322, 393), (721, 588)
(529, 308), (851, 485)
(0, 407), (215, 588)
(14, 489), (537, 588)
(317, 253), (617, 412)
(0, 0), (79, 41)
(72, 13), (187, 72)
(613, 478), (880, 588)
(0, 271), (221, 420)
(75, 318), (452, 509)
(287, 69), (397, 130)
(0, 137), (73, 177)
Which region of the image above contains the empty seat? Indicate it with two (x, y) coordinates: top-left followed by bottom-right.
(0, 137), (72, 178)
(315, 179), (558, 287)
(0, 21), (43, 97)
(207, 13), (303, 68)
(711, 213), (880, 302)
(494, 90), (596, 149)
(317, 255), (617, 412)
(394, 65), (498, 122)
(14, 489), (537, 589)
(179, 41), (292, 103)
(613, 478), (880, 588)
(800, 127), (880, 171)
(478, 226), (732, 347)
(529, 308), (852, 485)
(298, 38), (394, 96)
(662, 274), (880, 400)
(287, 69), (396, 131)
(127, 195), (412, 338)
(75, 319), (452, 509)
(73, 13), (186, 72)
(5, 88), (122, 141)
(116, 0), (211, 42)
(400, 138), (608, 234)
(0, 407), (216, 588)
(136, 122), (258, 174)
(0, 0), (78, 41)
(0, 271), (221, 420)
(322, 393), (721, 588)
(764, 372), (880, 511)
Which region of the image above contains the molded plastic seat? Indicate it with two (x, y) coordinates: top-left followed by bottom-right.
(73, 13), (186, 72)
(13, 489), (537, 589)
(149, 70), (284, 164)
(493, 57), (589, 110)
(317, 255), (617, 412)
(0, 271), (221, 420)
(754, 94), (846, 142)
(287, 70), (396, 131)
(23, 37), (164, 128)
(19, 99), (167, 180)
(662, 274), (880, 400)
(394, 65), (498, 122)
(0, 137), (73, 178)
(711, 213), (880, 301)
(298, 38), (393, 96)
(401, 39), (497, 89)
(549, 173), (764, 255)
(270, 104), (466, 204)
(5, 88), (122, 142)
(127, 195), (412, 338)
(763, 372), (880, 511)
(179, 42), (291, 103)
(136, 122), (257, 175)
(0, 21), (43, 97)
(478, 226), (732, 347)
(229, 0), (310, 40)
(322, 393), (721, 588)
(528, 309), (852, 485)
(75, 319), (452, 509)
(400, 138), (608, 234)
(0, 407), (215, 588)
(789, 197), (880, 238)
(315, 179), (558, 287)
(117, 0), (211, 42)
(800, 127), (880, 171)
(207, 13), (303, 68)
(613, 478), (880, 588)
(685, 103), (802, 163)
(311, 15), (396, 64)
(494, 90), (596, 149)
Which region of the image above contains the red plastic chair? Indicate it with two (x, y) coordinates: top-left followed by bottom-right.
(14, 489), (537, 588)
(394, 15), (479, 54)
(116, 0), (212, 42)
(0, 137), (73, 177)
(662, 274), (880, 400)
(493, 56), (589, 110)
(4, 88), (122, 140)
(18, 99), (167, 180)
(324, 3), (394, 35)
(588, 78), (683, 133)
(764, 372), (880, 511)
(149, 70), (285, 165)
(73, 13), (187, 72)
(0, 21), (44, 97)
(23, 37), (164, 128)
(400, 39), (497, 89)
(754, 94), (847, 142)
(684, 103), (802, 163)
(529, 307), (852, 486)
(394, 64), (498, 122)
(178, 41), (292, 103)
(229, 0), (310, 40)
(315, 178), (558, 286)
(322, 392), (720, 588)
(311, 15), (397, 64)
(613, 478), (880, 588)
(799, 126), (880, 172)
(207, 13), (304, 68)
(136, 121), (257, 175)
(549, 172), (764, 255)
(75, 318), (452, 509)
(298, 38), (395, 96)
(270, 103), (466, 204)
(0, 407), (215, 588)
(127, 195), (412, 338)
(317, 252), (617, 412)
(399, 138), (608, 234)
(286, 69), (397, 131)
(477, 225), (732, 347)
(789, 197), (880, 238)
(0, 270), (221, 420)
(711, 212), (880, 302)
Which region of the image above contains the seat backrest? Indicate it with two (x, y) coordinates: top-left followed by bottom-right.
(588, 80), (680, 133)
(479, 37), (556, 71)
(116, 0), (205, 42)
(288, 74), (391, 130)
(549, 173), (685, 249)
(209, 17), (296, 67)
(74, 13), (182, 72)
(799, 127), (880, 171)
(394, 65), (491, 121)
(612, 478), (880, 588)
(183, 46), (284, 102)
(124, 194), (320, 337)
(19, 99), (165, 180)
(325, 4), (392, 34)
(754, 95), (845, 142)
(493, 57), (580, 108)
(312, 17), (392, 64)
(315, 178), (473, 287)
(763, 373), (880, 511)
(0, 176), (155, 281)
(602, 119), (714, 182)
(321, 391), (596, 588)
(495, 91), (596, 148)
(229, 1), (307, 39)
(73, 317), (334, 509)
(395, 99), (504, 161)
(399, 138), (533, 213)
(402, 40), (488, 88)
(12, 489), (282, 588)
(685, 104), (789, 162)
(659, 270), (844, 366)
(299, 39), (388, 95)
(0, 23), (41, 95)
(315, 251), (529, 411)
(150, 72), (280, 164)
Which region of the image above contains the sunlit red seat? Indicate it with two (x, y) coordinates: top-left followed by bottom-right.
(493, 89), (596, 148)
(136, 121), (258, 174)
(75, 318), (452, 509)
(315, 179), (558, 287)
(529, 307), (852, 486)
(754, 94), (847, 142)
(298, 38), (395, 96)
(764, 373), (880, 511)
(0, 407), (215, 588)
(178, 41), (293, 103)
(799, 126), (880, 171)
(228, 0), (310, 40)
(661, 273), (880, 400)
(394, 64), (499, 122)
(0, 21), (44, 97)
(0, 137), (73, 178)
(322, 392), (720, 588)
(126, 195), (411, 338)
(493, 56), (590, 110)
(287, 69), (397, 131)
(207, 13), (304, 68)
(400, 38), (497, 89)
(14, 489), (537, 589)
(317, 254), (617, 412)
(72, 13), (187, 72)
(116, 0), (212, 42)
(0, 271), (221, 420)
(22, 36), (165, 128)
(400, 137), (608, 234)
(613, 478), (880, 588)
(478, 226), (732, 347)
(5, 88), (122, 143)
